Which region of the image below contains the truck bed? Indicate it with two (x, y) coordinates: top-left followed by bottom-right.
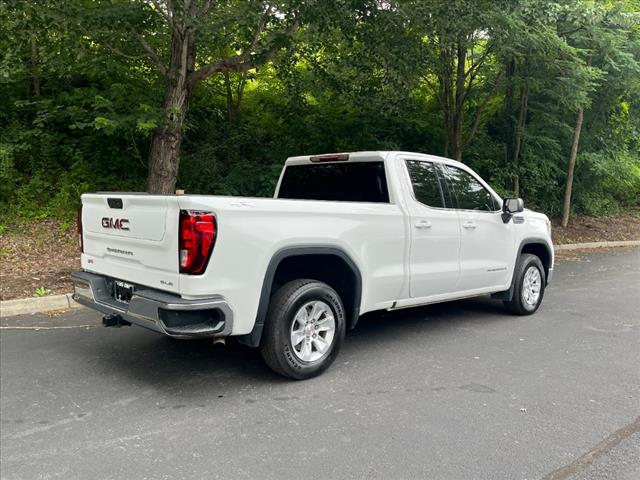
(80, 193), (407, 335)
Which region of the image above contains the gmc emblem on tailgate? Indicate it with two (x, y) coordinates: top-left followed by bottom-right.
(101, 217), (130, 231)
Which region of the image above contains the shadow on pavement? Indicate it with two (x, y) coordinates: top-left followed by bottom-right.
(56, 295), (514, 391)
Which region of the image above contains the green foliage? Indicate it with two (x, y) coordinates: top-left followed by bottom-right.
(0, 0), (638, 220)
(33, 287), (48, 297)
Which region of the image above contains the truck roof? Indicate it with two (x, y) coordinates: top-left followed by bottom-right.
(284, 151), (464, 167)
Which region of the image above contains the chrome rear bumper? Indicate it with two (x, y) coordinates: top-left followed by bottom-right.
(71, 271), (233, 338)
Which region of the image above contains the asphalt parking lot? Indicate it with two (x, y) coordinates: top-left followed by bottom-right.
(1, 248), (639, 480)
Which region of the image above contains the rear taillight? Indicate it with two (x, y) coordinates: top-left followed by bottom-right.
(77, 206), (83, 252)
(179, 210), (216, 275)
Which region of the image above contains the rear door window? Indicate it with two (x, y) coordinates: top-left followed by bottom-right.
(405, 160), (445, 208)
(278, 162), (389, 203)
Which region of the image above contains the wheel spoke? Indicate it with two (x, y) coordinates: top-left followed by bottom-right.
(315, 315), (334, 332)
(299, 340), (312, 361)
(291, 329), (305, 347)
(294, 309), (308, 326)
(310, 302), (327, 322)
(312, 336), (329, 354)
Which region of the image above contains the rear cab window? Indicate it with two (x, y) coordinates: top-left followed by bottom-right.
(278, 161), (390, 203)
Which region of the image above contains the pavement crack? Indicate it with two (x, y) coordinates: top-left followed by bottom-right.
(541, 416), (640, 480)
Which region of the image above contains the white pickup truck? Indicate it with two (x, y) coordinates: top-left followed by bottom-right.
(72, 151), (553, 379)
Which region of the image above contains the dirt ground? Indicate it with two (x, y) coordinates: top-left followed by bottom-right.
(551, 211), (640, 244)
(1, 221), (80, 301)
(1, 213), (639, 301)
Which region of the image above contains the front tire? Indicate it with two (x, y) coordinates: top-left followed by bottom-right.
(260, 279), (346, 380)
(503, 253), (546, 315)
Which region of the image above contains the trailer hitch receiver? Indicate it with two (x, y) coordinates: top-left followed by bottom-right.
(102, 314), (131, 328)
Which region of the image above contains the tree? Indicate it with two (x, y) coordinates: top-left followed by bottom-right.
(76, 0), (303, 193)
(500, 0), (586, 197)
(559, 1), (639, 226)
(402, 0), (507, 161)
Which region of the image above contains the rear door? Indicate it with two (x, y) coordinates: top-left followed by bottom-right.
(81, 194), (181, 293)
(438, 164), (514, 292)
(404, 159), (461, 298)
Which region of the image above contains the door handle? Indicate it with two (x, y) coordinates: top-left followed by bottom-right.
(463, 221), (477, 229)
(414, 220), (432, 229)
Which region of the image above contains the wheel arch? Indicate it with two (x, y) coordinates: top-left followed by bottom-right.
(492, 237), (553, 301)
(520, 240), (552, 281)
(237, 246), (363, 347)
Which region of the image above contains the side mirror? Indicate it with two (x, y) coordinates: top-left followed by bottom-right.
(503, 197), (524, 214)
(502, 197), (524, 223)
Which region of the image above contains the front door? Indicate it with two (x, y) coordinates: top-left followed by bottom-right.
(438, 164), (515, 292)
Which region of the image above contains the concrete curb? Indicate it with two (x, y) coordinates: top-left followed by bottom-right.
(554, 240), (640, 250)
(0, 293), (83, 318)
(1, 240), (638, 317)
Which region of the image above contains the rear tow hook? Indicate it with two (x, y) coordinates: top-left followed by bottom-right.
(102, 314), (132, 328)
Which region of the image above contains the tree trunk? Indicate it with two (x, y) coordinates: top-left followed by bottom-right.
(438, 43), (466, 161)
(30, 35), (40, 98)
(512, 85), (528, 197)
(224, 73), (237, 123)
(451, 44), (466, 161)
(439, 46), (453, 158)
(147, 83), (192, 193)
(224, 72), (247, 123)
(503, 58), (516, 168)
(561, 107), (584, 227)
(503, 58), (528, 197)
(147, 26), (196, 194)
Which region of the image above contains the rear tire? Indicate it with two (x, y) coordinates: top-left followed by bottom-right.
(260, 279), (346, 380)
(503, 253), (546, 315)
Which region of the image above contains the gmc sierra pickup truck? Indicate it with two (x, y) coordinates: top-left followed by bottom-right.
(72, 151), (553, 379)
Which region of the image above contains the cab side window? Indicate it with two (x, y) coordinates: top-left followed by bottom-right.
(405, 160), (445, 208)
(439, 165), (498, 211)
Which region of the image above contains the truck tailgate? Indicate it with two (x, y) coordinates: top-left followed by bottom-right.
(80, 194), (181, 293)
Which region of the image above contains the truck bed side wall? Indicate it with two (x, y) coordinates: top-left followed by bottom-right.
(177, 196), (406, 335)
